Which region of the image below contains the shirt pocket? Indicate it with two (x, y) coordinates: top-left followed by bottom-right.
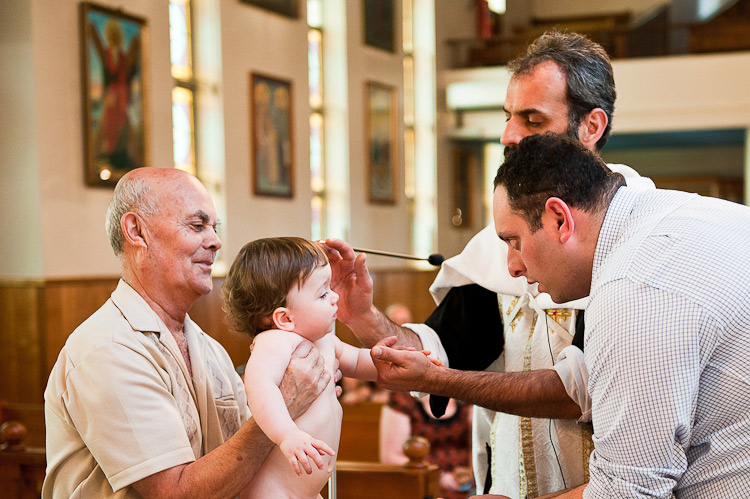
(214, 397), (242, 439)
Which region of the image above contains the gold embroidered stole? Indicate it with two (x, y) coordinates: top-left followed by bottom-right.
(493, 293), (593, 498)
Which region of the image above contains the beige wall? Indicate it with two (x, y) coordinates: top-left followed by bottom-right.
(1, 0), (44, 278)
(0, 0), (422, 279)
(5, 0), (749, 280)
(218, 0), (313, 260)
(434, 1), (484, 259)
(345, 0), (410, 263)
(0, 0), (174, 279)
(442, 52), (750, 136)
(613, 52), (750, 133)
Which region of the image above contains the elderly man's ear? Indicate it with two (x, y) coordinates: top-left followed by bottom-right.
(121, 212), (148, 250)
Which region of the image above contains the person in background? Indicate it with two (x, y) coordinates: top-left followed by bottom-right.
(380, 394), (473, 499)
(43, 168), (333, 498)
(384, 303), (414, 326)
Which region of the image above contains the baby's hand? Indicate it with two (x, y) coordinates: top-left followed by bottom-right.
(388, 344), (445, 367)
(279, 430), (336, 476)
(420, 349), (445, 367)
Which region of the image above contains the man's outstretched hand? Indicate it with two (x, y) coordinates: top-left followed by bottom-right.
(370, 336), (443, 393)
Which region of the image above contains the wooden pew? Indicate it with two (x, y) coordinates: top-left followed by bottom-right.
(323, 437), (440, 499)
(338, 401), (382, 462)
(1, 418), (440, 499)
(0, 267), (441, 498)
(0, 420), (45, 499)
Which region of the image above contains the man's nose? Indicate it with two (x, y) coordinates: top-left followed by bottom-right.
(507, 250), (526, 278)
(501, 119), (523, 148)
(206, 228), (222, 250)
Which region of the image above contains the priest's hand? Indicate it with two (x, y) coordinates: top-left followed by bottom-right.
(370, 336), (443, 393)
(323, 238), (374, 324)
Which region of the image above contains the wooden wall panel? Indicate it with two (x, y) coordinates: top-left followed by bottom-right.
(190, 277), (252, 370)
(0, 282), (44, 404)
(0, 402), (46, 448)
(0, 268), (440, 450)
(42, 278), (119, 376)
(338, 402), (382, 462)
(371, 268), (440, 324)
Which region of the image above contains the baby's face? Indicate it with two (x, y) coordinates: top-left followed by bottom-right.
(285, 263), (339, 341)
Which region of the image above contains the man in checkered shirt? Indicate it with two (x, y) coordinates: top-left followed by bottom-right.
(484, 131), (750, 498)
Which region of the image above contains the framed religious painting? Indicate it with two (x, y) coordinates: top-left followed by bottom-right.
(80, 2), (149, 187)
(250, 72), (294, 198)
(363, 0), (394, 52)
(238, 0), (298, 18)
(365, 81), (398, 204)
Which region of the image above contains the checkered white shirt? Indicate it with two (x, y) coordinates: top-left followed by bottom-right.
(583, 187), (750, 498)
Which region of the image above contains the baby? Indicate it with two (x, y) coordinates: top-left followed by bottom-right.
(223, 237), (378, 499)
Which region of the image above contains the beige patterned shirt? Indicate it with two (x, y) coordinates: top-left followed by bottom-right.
(43, 280), (250, 498)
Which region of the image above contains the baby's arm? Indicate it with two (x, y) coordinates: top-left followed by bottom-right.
(244, 331), (335, 475)
(333, 335), (378, 381)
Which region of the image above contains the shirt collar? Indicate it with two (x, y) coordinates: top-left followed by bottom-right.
(110, 279), (165, 335)
(592, 186), (637, 287)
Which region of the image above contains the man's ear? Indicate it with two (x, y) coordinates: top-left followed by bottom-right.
(577, 108), (607, 151)
(272, 307), (295, 332)
(121, 212), (148, 250)
(544, 197), (575, 244)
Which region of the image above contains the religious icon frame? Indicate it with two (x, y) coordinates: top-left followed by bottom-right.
(365, 81), (398, 204)
(238, 0), (298, 18)
(363, 0), (395, 52)
(80, 2), (149, 187)
(250, 72), (295, 198)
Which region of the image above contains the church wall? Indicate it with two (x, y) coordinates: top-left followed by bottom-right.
(27, 0), (173, 279)
(218, 0), (314, 259)
(0, 0), (44, 278)
(343, 0), (411, 263)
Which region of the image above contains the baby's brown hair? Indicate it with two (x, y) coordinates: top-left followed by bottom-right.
(222, 237), (329, 338)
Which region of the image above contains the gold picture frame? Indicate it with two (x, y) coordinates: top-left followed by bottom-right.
(250, 72), (294, 198)
(239, 0), (298, 18)
(80, 2), (149, 187)
(363, 0), (395, 52)
(365, 81), (398, 204)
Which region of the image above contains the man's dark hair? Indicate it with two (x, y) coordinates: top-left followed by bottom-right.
(508, 31), (616, 151)
(494, 132), (625, 232)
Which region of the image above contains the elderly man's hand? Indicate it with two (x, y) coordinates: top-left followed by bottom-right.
(280, 340), (330, 420)
(333, 357), (343, 397)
